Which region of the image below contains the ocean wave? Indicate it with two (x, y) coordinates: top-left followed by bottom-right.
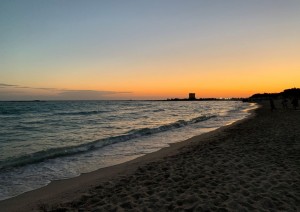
(0, 109), (23, 115)
(56, 110), (109, 116)
(152, 109), (165, 112)
(227, 103), (251, 113)
(0, 115), (216, 170)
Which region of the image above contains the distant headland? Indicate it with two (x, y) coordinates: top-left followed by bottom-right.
(166, 88), (300, 102)
(247, 88), (300, 100)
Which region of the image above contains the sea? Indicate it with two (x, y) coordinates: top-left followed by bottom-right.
(0, 100), (256, 200)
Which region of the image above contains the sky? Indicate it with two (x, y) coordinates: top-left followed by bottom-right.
(0, 0), (299, 100)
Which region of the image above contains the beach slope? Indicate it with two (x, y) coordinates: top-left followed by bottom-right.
(1, 102), (299, 211)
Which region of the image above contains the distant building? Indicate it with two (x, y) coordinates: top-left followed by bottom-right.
(189, 93), (196, 100)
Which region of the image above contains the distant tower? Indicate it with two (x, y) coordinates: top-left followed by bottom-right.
(189, 93), (196, 100)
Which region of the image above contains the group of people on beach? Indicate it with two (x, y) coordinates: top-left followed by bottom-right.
(270, 97), (298, 111)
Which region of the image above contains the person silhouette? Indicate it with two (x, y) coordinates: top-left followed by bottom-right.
(291, 97), (298, 110)
(282, 98), (288, 109)
(270, 98), (276, 111)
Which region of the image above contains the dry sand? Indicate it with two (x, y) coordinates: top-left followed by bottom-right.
(0, 101), (299, 211)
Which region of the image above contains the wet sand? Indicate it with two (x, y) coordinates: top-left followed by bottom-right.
(1, 101), (299, 211)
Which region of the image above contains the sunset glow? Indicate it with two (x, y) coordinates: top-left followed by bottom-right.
(1, 0), (299, 100)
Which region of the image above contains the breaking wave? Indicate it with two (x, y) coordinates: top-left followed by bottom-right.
(0, 115), (215, 170)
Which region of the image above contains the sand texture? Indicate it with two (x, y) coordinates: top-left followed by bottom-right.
(1, 101), (299, 211)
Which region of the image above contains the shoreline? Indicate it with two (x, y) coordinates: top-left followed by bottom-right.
(1, 101), (299, 211)
(0, 105), (256, 211)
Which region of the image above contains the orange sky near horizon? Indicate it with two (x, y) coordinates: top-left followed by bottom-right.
(6, 65), (298, 99)
(0, 1), (299, 100)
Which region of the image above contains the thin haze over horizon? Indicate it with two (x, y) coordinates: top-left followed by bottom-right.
(1, 0), (299, 100)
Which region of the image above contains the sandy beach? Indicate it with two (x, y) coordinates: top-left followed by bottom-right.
(0, 101), (299, 211)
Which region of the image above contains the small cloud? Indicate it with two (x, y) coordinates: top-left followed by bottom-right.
(0, 83), (132, 100)
(0, 83), (58, 91)
(0, 83), (17, 87)
(36, 87), (58, 91)
(57, 90), (132, 100)
(17, 86), (31, 89)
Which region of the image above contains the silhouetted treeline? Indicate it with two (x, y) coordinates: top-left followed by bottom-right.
(249, 88), (300, 100)
(250, 93), (280, 99)
(282, 88), (300, 98)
